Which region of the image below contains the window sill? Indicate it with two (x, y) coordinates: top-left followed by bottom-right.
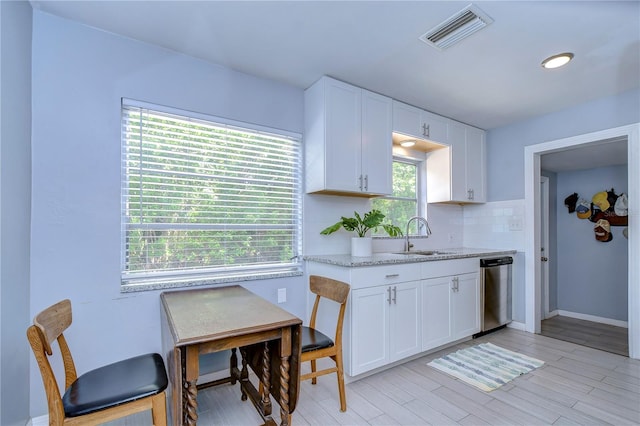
(121, 269), (303, 293)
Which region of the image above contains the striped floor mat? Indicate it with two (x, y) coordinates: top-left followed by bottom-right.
(427, 342), (544, 392)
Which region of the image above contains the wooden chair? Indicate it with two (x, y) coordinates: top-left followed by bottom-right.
(301, 275), (350, 412)
(27, 299), (168, 425)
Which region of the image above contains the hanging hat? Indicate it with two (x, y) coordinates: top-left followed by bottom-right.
(592, 191), (610, 211)
(594, 219), (612, 242)
(575, 199), (591, 219)
(606, 189), (618, 211)
(615, 193), (628, 216)
(564, 193), (578, 213)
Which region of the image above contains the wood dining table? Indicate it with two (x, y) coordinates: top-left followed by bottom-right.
(160, 285), (302, 425)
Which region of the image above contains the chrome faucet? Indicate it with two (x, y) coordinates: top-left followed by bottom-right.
(405, 216), (432, 252)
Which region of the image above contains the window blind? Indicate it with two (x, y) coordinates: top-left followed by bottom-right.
(121, 101), (302, 287)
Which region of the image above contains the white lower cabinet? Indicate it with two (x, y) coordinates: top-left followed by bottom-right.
(351, 280), (421, 376)
(422, 276), (452, 350)
(307, 258), (480, 378)
(350, 285), (389, 374)
(452, 273), (480, 340)
(422, 272), (480, 352)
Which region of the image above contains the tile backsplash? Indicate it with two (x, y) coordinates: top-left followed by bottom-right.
(463, 199), (526, 251)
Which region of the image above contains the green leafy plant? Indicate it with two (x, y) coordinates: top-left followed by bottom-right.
(320, 209), (403, 238)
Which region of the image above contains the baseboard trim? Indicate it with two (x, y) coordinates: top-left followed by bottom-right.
(30, 415), (47, 426)
(507, 321), (526, 331)
(556, 310), (628, 328)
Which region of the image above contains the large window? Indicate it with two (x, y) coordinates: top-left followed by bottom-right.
(121, 100), (302, 290)
(372, 158), (424, 235)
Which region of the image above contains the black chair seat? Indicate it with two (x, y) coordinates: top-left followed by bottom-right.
(63, 353), (168, 417)
(301, 326), (334, 353)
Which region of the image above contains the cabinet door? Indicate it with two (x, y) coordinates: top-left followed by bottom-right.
(350, 286), (389, 375)
(361, 90), (392, 195)
(422, 277), (452, 350)
(392, 101), (448, 144)
(389, 281), (421, 361)
(448, 121), (468, 202)
(427, 123), (487, 204)
(465, 126), (486, 202)
(452, 273), (480, 340)
(392, 100), (423, 139)
(324, 78), (362, 192)
(421, 110), (448, 144)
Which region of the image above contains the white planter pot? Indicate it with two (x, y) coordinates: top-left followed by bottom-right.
(351, 237), (372, 257)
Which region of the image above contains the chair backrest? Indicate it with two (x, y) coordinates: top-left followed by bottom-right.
(27, 299), (78, 424)
(308, 275), (350, 343)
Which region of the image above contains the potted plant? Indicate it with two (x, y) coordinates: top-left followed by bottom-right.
(320, 209), (403, 257)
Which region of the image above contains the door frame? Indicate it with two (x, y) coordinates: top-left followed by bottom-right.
(524, 123), (639, 359)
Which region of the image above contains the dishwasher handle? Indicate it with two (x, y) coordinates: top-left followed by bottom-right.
(480, 256), (513, 268)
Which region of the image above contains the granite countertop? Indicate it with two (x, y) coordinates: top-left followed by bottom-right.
(303, 248), (517, 267)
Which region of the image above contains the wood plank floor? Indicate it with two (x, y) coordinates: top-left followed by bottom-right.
(107, 328), (640, 425)
(541, 315), (629, 357)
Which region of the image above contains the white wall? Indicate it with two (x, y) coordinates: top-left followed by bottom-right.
(29, 11), (307, 417)
(0, 1), (33, 424)
(487, 88), (640, 202)
(556, 165), (628, 321)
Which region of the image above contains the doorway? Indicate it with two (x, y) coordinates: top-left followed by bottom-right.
(524, 123), (640, 359)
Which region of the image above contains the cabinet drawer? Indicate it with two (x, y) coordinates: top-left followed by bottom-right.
(421, 258), (479, 279)
(351, 263), (421, 289)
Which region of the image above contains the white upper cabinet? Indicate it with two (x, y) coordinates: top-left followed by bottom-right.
(304, 76), (392, 196)
(427, 121), (486, 204)
(361, 90), (393, 195)
(464, 126), (486, 202)
(392, 100), (448, 144)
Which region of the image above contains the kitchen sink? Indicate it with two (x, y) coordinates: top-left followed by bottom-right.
(393, 250), (453, 256)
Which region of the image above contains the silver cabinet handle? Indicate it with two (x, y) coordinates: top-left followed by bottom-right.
(392, 286), (397, 304)
(359, 175), (363, 191)
(364, 175), (368, 191)
(385, 274), (399, 278)
(387, 286), (391, 304)
(452, 277), (459, 292)
(422, 123), (430, 138)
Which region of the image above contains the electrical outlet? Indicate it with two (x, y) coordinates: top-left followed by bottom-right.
(508, 217), (523, 231)
(277, 288), (286, 304)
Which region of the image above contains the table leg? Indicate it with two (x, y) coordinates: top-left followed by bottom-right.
(260, 342), (272, 415)
(240, 347), (249, 401)
(184, 346), (200, 425)
(279, 328), (292, 426)
(230, 348), (238, 385)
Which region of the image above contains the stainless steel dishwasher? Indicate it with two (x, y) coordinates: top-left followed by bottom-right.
(479, 256), (513, 335)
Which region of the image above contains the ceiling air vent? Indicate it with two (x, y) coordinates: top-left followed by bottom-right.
(419, 4), (493, 50)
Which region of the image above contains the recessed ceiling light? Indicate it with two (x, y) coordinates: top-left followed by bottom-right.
(541, 52), (574, 69)
(400, 140), (416, 147)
